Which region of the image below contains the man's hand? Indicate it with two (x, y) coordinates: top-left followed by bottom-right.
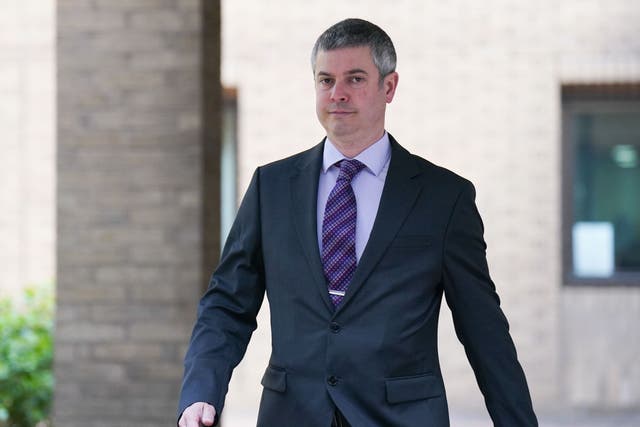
(178, 402), (216, 427)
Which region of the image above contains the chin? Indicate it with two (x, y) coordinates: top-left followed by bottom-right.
(328, 126), (353, 139)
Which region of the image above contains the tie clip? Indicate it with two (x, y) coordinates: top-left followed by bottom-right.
(329, 290), (345, 297)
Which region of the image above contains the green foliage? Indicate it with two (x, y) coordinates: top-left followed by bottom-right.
(0, 285), (53, 427)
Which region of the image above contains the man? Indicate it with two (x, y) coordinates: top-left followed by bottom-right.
(178, 18), (538, 427)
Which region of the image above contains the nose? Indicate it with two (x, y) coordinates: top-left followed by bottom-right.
(330, 81), (349, 103)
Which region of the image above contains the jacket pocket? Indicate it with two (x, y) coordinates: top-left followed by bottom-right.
(385, 373), (443, 404)
(260, 365), (287, 393)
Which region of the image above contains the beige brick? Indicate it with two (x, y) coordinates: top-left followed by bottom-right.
(128, 321), (192, 342)
(55, 343), (77, 363)
(129, 50), (199, 69)
(127, 362), (184, 381)
(177, 0), (200, 10)
(93, 0), (173, 10)
(93, 343), (166, 361)
(54, 398), (127, 417)
(128, 282), (181, 302)
(129, 9), (186, 31)
(58, 10), (127, 32)
(0, 2), (54, 302)
(58, 362), (127, 383)
(85, 31), (166, 52)
(56, 322), (126, 342)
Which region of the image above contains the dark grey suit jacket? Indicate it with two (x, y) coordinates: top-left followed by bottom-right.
(178, 136), (538, 426)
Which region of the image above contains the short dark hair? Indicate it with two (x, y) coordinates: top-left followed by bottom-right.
(311, 18), (397, 81)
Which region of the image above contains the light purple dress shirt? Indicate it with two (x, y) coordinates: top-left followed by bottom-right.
(317, 132), (391, 262)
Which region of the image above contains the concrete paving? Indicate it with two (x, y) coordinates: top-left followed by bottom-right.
(221, 408), (640, 426)
(453, 408), (640, 427)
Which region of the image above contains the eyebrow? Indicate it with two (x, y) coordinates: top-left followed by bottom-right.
(345, 68), (368, 75)
(316, 68), (369, 77)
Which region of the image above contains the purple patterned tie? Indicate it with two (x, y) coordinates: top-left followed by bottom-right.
(322, 159), (367, 306)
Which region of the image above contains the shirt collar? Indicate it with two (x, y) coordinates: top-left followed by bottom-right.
(322, 132), (391, 177)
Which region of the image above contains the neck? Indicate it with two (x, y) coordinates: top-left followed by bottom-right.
(329, 129), (385, 158)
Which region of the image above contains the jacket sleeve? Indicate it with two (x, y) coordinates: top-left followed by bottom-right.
(442, 180), (538, 426)
(177, 168), (266, 424)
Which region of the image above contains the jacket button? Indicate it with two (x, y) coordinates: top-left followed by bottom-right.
(329, 322), (341, 333)
(327, 375), (338, 386)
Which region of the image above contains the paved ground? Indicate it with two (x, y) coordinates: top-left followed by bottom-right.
(221, 408), (640, 426)
(452, 408), (640, 427)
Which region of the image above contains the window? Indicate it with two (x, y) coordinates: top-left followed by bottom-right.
(221, 87), (238, 249)
(563, 84), (640, 285)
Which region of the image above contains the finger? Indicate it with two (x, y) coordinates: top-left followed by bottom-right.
(201, 403), (216, 426)
(178, 411), (193, 427)
(183, 406), (201, 427)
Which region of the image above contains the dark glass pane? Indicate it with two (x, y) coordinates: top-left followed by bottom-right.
(572, 110), (640, 276)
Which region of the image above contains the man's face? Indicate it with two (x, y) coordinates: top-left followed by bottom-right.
(314, 46), (398, 145)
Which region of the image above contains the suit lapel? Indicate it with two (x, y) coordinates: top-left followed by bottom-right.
(336, 137), (424, 313)
(290, 141), (335, 312)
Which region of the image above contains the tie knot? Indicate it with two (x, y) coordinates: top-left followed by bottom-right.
(337, 159), (366, 183)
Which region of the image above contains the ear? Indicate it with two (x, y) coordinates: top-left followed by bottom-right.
(384, 71), (399, 103)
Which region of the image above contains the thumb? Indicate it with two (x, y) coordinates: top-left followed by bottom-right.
(201, 403), (216, 426)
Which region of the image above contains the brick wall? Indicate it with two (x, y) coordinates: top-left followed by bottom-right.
(51, 0), (640, 425)
(0, 0), (54, 300)
(55, 1), (220, 425)
(219, 0), (640, 422)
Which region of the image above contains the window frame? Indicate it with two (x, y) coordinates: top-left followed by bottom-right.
(561, 83), (640, 286)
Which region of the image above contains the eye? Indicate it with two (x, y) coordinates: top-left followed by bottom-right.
(318, 77), (333, 87)
(351, 76), (363, 83)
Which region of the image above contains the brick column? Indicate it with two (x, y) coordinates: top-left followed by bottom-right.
(55, 1), (221, 425)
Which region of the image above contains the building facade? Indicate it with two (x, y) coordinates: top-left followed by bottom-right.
(0, 0), (55, 302)
(0, 0), (635, 425)
(220, 0), (640, 423)
(55, 1), (221, 425)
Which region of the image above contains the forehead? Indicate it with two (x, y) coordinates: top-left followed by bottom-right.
(314, 46), (376, 75)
